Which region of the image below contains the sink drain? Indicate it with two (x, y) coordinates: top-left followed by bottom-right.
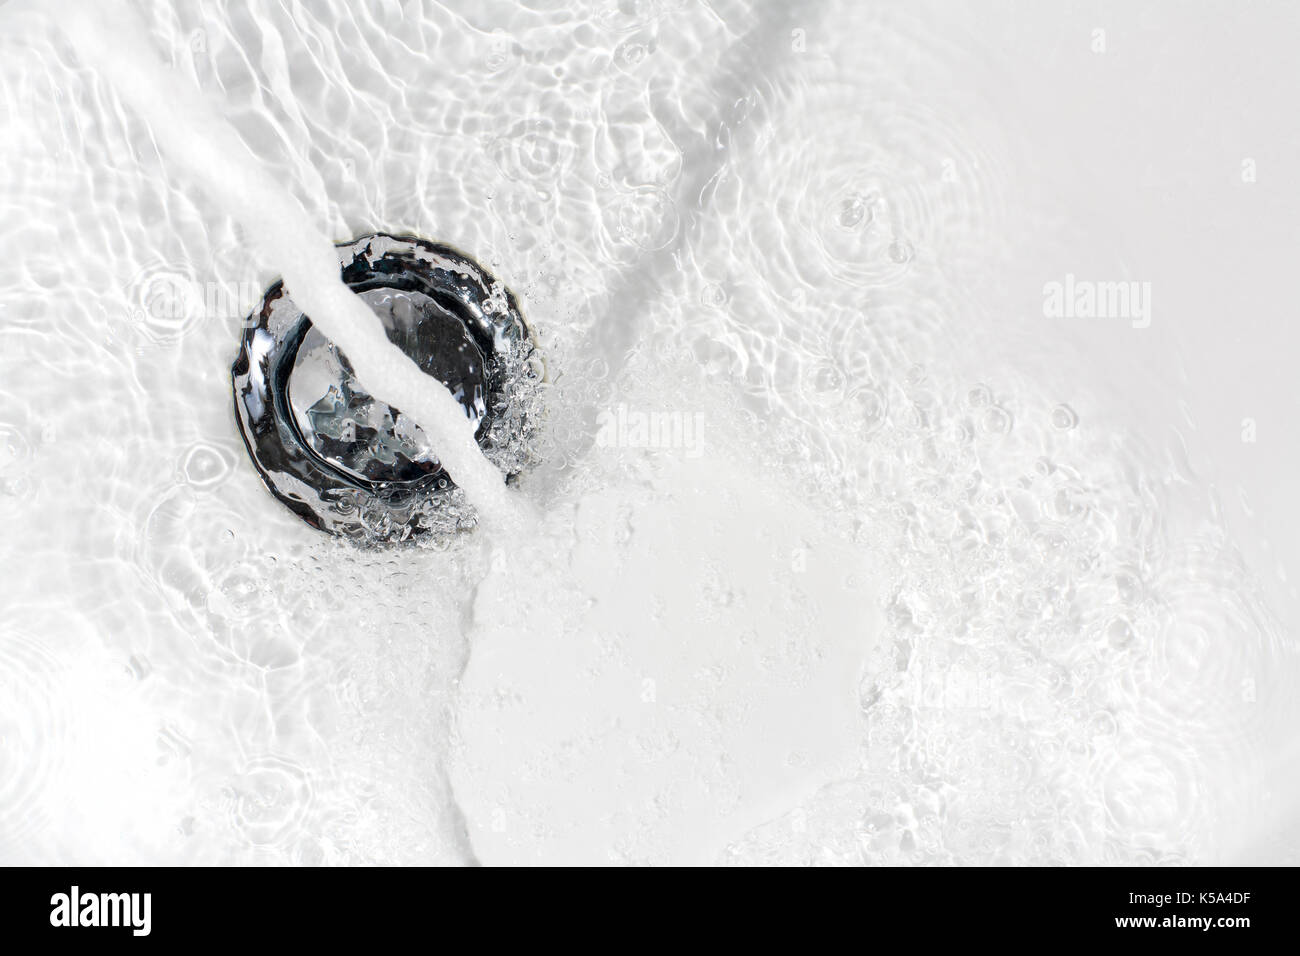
(232, 234), (540, 542)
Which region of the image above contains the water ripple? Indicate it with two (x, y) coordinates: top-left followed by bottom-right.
(0, 630), (68, 854)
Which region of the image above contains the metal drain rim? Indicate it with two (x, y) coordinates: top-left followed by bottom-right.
(231, 233), (535, 541)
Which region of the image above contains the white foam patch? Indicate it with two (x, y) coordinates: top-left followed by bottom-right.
(454, 448), (880, 864)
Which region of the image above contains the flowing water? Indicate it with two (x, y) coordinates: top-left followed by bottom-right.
(1, 0), (1297, 865)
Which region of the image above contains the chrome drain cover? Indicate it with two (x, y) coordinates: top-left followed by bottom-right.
(232, 234), (540, 542)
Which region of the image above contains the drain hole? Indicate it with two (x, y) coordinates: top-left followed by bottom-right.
(232, 233), (541, 542)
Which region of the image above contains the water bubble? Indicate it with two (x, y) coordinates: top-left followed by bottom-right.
(230, 755), (313, 848)
(1049, 487), (1087, 522)
(887, 238), (914, 264)
(489, 117), (573, 186)
(125, 260), (207, 346)
(1050, 404), (1079, 431)
(836, 195), (873, 230)
(524, 352), (547, 383)
(981, 405), (1013, 435)
(596, 0), (666, 33)
(613, 186), (679, 250)
(0, 423), (31, 471)
(810, 182), (911, 285)
(180, 441), (234, 489)
(0, 474), (33, 504)
(966, 384), (992, 409)
(210, 562), (264, 621)
(700, 283), (728, 308)
(1089, 710), (1119, 737)
(1106, 618), (1135, 649)
(1115, 571), (1142, 604)
(615, 37), (651, 72)
(484, 31), (515, 73)
(805, 361), (847, 406)
(854, 385), (889, 434)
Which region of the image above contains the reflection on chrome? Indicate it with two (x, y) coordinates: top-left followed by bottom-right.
(232, 234), (540, 542)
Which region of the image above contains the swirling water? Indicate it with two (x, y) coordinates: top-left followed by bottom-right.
(0, 0), (1296, 864)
